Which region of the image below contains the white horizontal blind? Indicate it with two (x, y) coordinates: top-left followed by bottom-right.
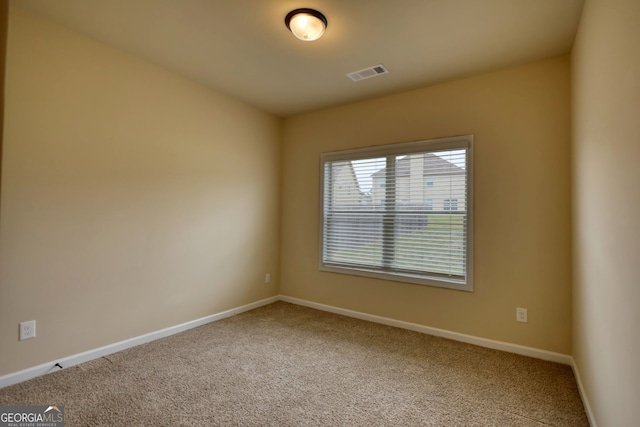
(320, 136), (472, 290)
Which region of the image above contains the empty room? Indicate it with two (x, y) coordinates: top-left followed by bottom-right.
(0, 0), (638, 426)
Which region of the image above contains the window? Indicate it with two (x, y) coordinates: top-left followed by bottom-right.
(320, 135), (473, 291)
(444, 199), (458, 211)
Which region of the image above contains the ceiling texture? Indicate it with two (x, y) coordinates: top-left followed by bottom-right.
(16, 0), (585, 117)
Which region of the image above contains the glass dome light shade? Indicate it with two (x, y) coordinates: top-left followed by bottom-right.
(285, 9), (327, 42)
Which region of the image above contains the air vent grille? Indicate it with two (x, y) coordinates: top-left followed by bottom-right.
(347, 64), (389, 81)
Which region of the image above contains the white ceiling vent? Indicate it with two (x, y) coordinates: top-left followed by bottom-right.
(346, 64), (389, 82)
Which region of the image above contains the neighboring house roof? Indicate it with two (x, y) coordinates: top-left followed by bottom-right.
(331, 162), (358, 183)
(331, 161), (369, 194)
(372, 153), (465, 178)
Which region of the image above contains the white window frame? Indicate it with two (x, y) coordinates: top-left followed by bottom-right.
(319, 135), (474, 292)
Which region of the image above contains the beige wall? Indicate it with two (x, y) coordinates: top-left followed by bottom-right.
(0, 7), (281, 375)
(0, 0), (7, 208)
(281, 56), (572, 354)
(572, 0), (640, 425)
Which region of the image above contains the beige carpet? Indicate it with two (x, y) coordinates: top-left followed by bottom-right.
(0, 302), (588, 426)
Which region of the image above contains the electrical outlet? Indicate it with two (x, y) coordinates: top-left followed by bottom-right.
(20, 320), (36, 340)
(516, 308), (528, 323)
(265, 273), (271, 283)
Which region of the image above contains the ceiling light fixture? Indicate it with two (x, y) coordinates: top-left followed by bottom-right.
(284, 8), (327, 42)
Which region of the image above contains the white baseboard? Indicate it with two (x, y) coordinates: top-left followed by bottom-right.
(570, 358), (597, 427)
(0, 296), (279, 389)
(279, 295), (573, 365)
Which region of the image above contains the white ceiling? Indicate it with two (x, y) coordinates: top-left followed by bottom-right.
(15, 0), (585, 117)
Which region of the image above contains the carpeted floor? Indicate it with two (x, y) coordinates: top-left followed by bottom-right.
(0, 302), (588, 426)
